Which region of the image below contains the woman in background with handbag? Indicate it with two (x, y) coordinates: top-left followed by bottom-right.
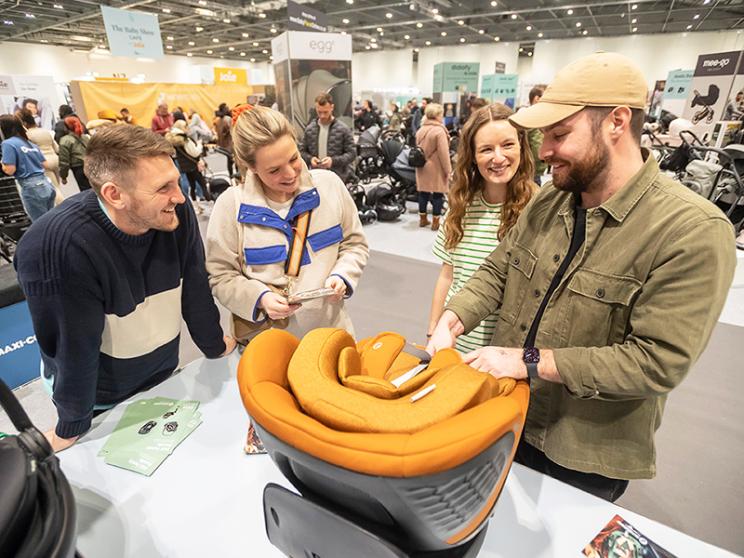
(58, 115), (91, 191)
(206, 105), (369, 346)
(415, 103), (452, 231)
(428, 103), (537, 353)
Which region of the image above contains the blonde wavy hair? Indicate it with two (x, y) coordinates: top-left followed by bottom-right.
(231, 105), (296, 172)
(444, 103), (537, 250)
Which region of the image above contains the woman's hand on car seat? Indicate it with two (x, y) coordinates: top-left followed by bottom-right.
(426, 310), (463, 355)
(324, 276), (347, 302)
(260, 292), (301, 320)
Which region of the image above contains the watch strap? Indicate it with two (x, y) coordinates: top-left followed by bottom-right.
(526, 362), (539, 379)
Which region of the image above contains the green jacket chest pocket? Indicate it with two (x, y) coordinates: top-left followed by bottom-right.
(564, 269), (641, 346)
(500, 245), (538, 325)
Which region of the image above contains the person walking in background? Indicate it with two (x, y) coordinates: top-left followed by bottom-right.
(214, 102), (235, 178)
(58, 115), (91, 191)
(54, 105), (75, 143)
(355, 100), (381, 132)
(188, 109), (214, 143)
(0, 114), (56, 220)
(151, 102), (174, 136)
(429, 103), (537, 352)
(17, 108), (63, 204)
(525, 86), (548, 183)
(415, 103), (451, 231)
(387, 102), (403, 133)
(166, 120), (209, 212)
(300, 93), (356, 184)
(411, 97), (431, 136)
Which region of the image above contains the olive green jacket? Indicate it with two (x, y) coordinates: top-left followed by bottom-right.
(447, 151), (736, 479)
(527, 128), (547, 176)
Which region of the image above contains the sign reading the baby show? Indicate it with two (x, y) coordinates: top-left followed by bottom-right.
(101, 5), (164, 59)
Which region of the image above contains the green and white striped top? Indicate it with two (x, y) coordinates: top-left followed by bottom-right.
(432, 194), (502, 354)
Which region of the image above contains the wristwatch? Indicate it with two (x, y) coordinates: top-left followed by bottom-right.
(523, 347), (540, 379)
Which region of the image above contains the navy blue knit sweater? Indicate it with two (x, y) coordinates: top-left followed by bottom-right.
(14, 190), (226, 438)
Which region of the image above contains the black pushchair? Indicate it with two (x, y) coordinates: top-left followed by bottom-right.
(346, 183), (377, 225)
(690, 84), (720, 125)
(380, 138), (418, 203)
(365, 180), (406, 221)
(0, 176), (32, 264)
(355, 126), (384, 184)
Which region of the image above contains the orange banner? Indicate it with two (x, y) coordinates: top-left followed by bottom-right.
(213, 67), (248, 85)
(70, 80), (262, 129)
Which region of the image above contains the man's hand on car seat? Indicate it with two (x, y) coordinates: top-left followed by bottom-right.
(44, 429), (79, 453)
(463, 347), (527, 379)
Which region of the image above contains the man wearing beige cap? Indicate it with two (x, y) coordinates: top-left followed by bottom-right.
(427, 52), (736, 501)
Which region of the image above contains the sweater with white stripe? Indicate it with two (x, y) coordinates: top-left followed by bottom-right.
(14, 190), (226, 438)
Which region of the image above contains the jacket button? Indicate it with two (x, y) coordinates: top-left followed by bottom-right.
(520, 324), (527, 332)
(553, 254), (560, 263)
(513, 257), (520, 265)
(534, 289), (540, 298)
(596, 288), (605, 298)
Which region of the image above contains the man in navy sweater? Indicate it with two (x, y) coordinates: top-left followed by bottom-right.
(15, 125), (236, 452)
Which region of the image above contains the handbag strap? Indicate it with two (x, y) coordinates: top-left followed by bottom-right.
(285, 210), (311, 277)
(0, 378), (33, 432)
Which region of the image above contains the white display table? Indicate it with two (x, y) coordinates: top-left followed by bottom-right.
(59, 354), (737, 558)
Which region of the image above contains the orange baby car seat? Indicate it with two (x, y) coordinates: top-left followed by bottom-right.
(237, 328), (529, 557)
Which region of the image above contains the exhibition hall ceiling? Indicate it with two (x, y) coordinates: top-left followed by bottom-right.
(1, 0), (743, 61)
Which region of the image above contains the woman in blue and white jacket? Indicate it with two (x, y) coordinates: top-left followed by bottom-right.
(205, 106), (369, 344)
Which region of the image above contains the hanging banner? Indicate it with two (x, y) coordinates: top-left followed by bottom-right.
(287, 0), (328, 33)
(101, 5), (164, 59)
(213, 67), (248, 85)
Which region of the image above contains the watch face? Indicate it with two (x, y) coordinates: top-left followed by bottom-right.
(523, 347), (540, 364)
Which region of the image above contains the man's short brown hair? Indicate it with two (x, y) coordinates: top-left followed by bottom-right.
(314, 93), (334, 106)
(84, 125), (174, 194)
(585, 106), (645, 145)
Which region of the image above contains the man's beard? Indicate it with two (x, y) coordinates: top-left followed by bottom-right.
(548, 139), (610, 194)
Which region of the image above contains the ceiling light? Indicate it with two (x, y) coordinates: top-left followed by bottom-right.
(440, 31), (447, 36)
(693, 14), (700, 19)
(250, 57), (256, 62)
(346, 0), (353, 4)
(416, 22), (423, 28)
(229, 46), (235, 51)
(425, 40), (431, 45)
(242, 32), (249, 38)
(434, 14), (443, 21)
(582, 29), (588, 35)
(620, 13), (625, 18)
(365, 45), (370, 50)
(459, 37), (465, 42)
(491, 0), (497, 5)
(631, 4), (637, 9)
(526, 25), (532, 31)
(195, 8), (215, 16)
(538, 32), (543, 38)
(404, 34), (410, 39)
(195, 26), (203, 32)
(206, 49), (213, 54)
(528, 52), (532, 56)
(262, 49), (268, 53)
(25, 13), (35, 18)
(269, 55), (273, 60)
(240, 52), (246, 56)
(519, 47), (523, 52)
(258, 12), (267, 18)
(371, 43), (378, 48)
(386, 12), (392, 18)
(431, 8), (439, 14)
(703, 0), (710, 4)
(71, 35), (92, 42)
(271, 27), (277, 33)
(188, 41), (195, 46)
(342, 18), (349, 24)
(41, 39), (49, 43)
(166, 45), (173, 49)
(686, 24), (693, 29)
(223, 18), (231, 23)
(458, 20), (464, 25)
(253, 41), (259, 46)
(632, 26), (637, 32)
(212, 38), (219, 43)
(376, 27), (382, 32)
(341, 30), (347, 35)
(162, 8), (171, 13)
(167, 36), (174, 40)
(379, 31), (384, 36)
(198, 0), (206, 4)
(187, 52), (193, 57)
(370, 37), (376, 42)
(478, 29), (485, 34)
(567, 9), (573, 15)
(511, 14), (517, 19)
(494, 36), (500, 41)
(414, 47), (420, 52)
(575, 22), (582, 27)
(53, 4), (63, 8)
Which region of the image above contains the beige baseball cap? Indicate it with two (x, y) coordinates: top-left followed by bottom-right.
(509, 51), (648, 130)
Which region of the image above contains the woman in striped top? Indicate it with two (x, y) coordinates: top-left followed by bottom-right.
(429, 103), (537, 353)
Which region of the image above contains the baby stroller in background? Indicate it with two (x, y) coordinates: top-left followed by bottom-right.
(0, 175), (31, 264)
(346, 183), (378, 225)
(690, 85), (720, 125)
(380, 138), (418, 203)
(364, 180), (406, 221)
(356, 125), (384, 184)
(205, 146), (241, 201)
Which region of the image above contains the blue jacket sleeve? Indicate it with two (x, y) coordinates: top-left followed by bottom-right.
(179, 200), (227, 358)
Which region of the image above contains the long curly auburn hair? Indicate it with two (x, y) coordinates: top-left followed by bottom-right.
(444, 103), (537, 250)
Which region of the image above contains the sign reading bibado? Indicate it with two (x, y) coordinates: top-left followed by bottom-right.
(287, 0), (328, 33)
(101, 5), (164, 58)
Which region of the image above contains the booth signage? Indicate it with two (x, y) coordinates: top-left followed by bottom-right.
(101, 5), (164, 59)
(482, 74), (518, 106)
(693, 51), (741, 77)
(213, 67), (248, 85)
(664, 70), (693, 100)
(287, 0), (328, 33)
(494, 61), (506, 74)
(433, 63), (480, 93)
(286, 31), (352, 61)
